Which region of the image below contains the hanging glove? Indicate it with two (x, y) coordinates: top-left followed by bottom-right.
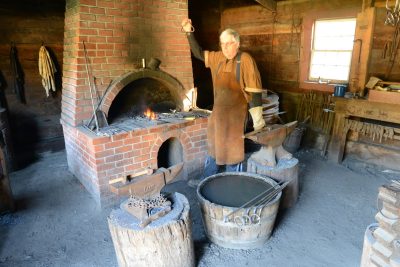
(249, 106), (265, 131)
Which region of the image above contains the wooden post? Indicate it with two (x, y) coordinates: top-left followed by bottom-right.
(247, 157), (299, 209)
(348, 7), (376, 95)
(108, 193), (195, 267)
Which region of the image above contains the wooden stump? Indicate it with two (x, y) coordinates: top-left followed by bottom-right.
(247, 157), (299, 209)
(108, 192), (195, 267)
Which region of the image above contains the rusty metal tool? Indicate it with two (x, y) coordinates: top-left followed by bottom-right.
(109, 163), (183, 198)
(109, 162), (184, 227)
(108, 169), (153, 185)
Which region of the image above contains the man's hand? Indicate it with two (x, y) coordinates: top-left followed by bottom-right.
(249, 106), (266, 131)
(181, 18), (193, 33)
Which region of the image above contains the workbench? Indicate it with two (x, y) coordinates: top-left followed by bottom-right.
(329, 98), (400, 163)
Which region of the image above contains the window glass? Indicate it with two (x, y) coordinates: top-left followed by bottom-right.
(310, 18), (356, 82)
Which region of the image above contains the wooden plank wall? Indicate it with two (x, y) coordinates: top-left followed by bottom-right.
(369, 1), (400, 81)
(220, 0), (363, 122)
(0, 1), (65, 166)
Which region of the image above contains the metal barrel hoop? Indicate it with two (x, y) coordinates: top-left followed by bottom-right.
(376, 195), (399, 220)
(250, 213), (261, 224)
(234, 215), (245, 226)
(242, 215), (251, 226)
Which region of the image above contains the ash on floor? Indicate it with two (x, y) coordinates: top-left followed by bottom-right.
(0, 149), (392, 267)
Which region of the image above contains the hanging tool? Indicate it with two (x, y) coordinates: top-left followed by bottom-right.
(9, 43), (25, 104)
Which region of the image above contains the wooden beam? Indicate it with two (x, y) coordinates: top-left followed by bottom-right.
(254, 0), (277, 12)
(362, 0), (375, 11)
(348, 7), (376, 95)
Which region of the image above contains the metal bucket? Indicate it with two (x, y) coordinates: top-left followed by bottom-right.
(283, 127), (305, 153)
(334, 84), (347, 97)
(196, 172), (281, 249)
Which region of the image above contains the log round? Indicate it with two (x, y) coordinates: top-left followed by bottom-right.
(108, 192), (194, 267)
(247, 157), (299, 209)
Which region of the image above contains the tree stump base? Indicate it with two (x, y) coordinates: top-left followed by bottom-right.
(247, 156), (299, 209)
(108, 192), (195, 267)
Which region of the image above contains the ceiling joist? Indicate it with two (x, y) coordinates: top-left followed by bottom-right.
(254, 0), (277, 12)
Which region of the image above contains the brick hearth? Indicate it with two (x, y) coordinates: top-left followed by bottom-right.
(61, 0), (207, 207)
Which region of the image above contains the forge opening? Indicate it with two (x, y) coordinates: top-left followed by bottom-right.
(108, 78), (178, 123)
(157, 137), (183, 169)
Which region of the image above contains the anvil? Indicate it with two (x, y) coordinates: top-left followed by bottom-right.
(245, 121), (297, 167)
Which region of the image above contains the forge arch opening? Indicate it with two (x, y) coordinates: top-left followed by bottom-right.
(157, 137), (183, 169)
(108, 78), (177, 123)
(101, 69), (185, 123)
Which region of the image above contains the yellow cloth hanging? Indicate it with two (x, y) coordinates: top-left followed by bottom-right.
(38, 45), (56, 97)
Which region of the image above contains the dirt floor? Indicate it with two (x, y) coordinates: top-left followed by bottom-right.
(0, 148), (397, 267)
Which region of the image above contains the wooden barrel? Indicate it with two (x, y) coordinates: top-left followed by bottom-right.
(360, 223), (378, 267)
(197, 172), (281, 249)
(108, 193), (195, 267)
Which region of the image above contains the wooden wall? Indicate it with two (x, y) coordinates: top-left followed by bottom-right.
(0, 0), (396, 167)
(191, 0), (364, 122)
(0, 0), (65, 167)
(369, 1), (400, 81)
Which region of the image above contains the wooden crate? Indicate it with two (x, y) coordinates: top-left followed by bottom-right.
(368, 90), (400, 104)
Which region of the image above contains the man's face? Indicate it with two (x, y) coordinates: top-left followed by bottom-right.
(220, 33), (239, 60)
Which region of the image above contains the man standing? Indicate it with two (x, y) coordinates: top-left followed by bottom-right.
(182, 19), (265, 183)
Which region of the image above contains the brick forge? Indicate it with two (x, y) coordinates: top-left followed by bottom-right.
(61, 0), (208, 207)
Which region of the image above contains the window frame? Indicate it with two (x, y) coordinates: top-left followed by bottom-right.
(309, 18), (357, 83)
(299, 8), (359, 92)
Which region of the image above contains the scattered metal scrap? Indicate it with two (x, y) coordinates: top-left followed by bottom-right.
(122, 194), (171, 228)
(88, 110), (209, 137)
(109, 163), (184, 228)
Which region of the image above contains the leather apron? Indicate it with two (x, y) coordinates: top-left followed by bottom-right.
(207, 59), (247, 165)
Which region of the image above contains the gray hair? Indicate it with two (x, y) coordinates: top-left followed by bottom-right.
(220, 28), (240, 43)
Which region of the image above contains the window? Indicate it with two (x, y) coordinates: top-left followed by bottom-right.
(309, 19), (357, 83)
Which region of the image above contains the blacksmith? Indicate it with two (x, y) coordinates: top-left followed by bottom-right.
(181, 18), (266, 183)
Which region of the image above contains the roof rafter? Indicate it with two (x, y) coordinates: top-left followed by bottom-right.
(254, 0), (277, 12)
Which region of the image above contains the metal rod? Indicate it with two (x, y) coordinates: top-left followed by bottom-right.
(87, 79), (113, 128)
(250, 181), (290, 208)
(223, 182), (282, 222)
(223, 181), (289, 222)
(83, 41), (99, 132)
